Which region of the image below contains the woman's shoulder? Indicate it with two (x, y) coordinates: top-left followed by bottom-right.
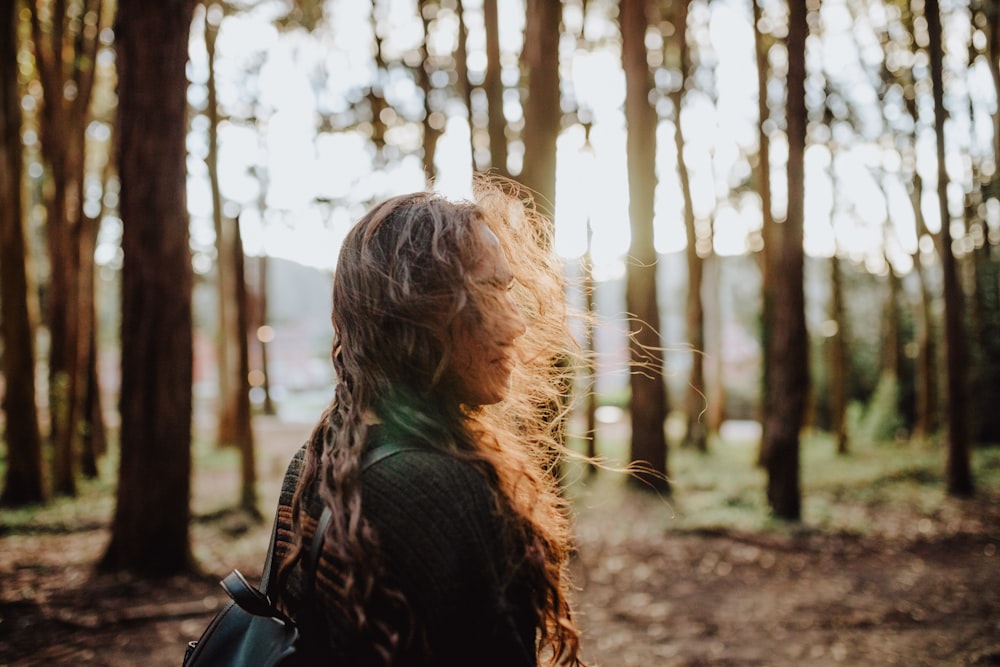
(363, 445), (501, 536)
(367, 441), (491, 487)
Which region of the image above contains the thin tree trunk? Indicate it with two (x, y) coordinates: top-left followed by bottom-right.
(670, 0), (706, 453)
(233, 217), (259, 516)
(483, 0), (507, 176)
(417, 0), (442, 184)
(907, 172), (937, 440)
(829, 255), (848, 454)
(761, 0), (809, 520)
(257, 255), (275, 416)
(1, 0), (46, 506)
(368, 4), (390, 160)
(204, 2), (237, 445)
(752, 0), (774, 460)
(76, 202), (101, 478)
(925, 0), (973, 497)
(519, 0), (561, 217)
(621, 0), (669, 493)
(986, 0), (1000, 166)
(450, 0), (472, 173)
(703, 253), (726, 434)
(102, 0), (198, 575)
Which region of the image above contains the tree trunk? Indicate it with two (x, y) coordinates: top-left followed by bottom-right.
(368, 6), (390, 161)
(829, 255), (849, 454)
(256, 255), (275, 416)
(621, 0), (669, 493)
(884, 253), (908, 427)
(101, 0), (198, 575)
(448, 0), (471, 175)
(483, 0), (507, 176)
(204, 4), (237, 446)
(925, 0), (973, 497)
(670, 0), (706, 453)
(1, 0), (46, 506)
(233, 218), (259, 516)
(519, 0), (561, 218)
(907, 172), (937, 440)
(760, 0), (809, 520)
(703, 253), (726, 434)
(80, 323), (108, 478)
(417, 0), (442, 184)
(30, 0), (104, 496)
(75, 201), (101, 478)
(985, 0), (1000, 167)
(752, 0), (774, 457)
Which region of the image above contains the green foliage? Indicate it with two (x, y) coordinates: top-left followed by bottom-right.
(849, 372), (904, 446)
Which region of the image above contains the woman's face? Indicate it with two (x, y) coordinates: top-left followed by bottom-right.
(448, 223), (527, 406)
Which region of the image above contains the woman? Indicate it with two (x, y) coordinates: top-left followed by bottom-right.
(272, 182), (587, 666)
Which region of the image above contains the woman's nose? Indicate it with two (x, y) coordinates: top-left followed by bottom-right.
(509, 305), (527, 340)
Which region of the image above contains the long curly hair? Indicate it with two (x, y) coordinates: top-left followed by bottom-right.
(277, 178), (586, 665)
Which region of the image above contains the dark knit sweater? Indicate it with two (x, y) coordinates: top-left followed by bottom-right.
(272, 429), (538, 666)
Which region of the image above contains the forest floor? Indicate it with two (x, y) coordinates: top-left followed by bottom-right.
(1, 414), (999, 667)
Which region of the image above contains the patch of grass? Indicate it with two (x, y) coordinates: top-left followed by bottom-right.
(0, 475), (115, 533)
(564, 415), (1000, 537)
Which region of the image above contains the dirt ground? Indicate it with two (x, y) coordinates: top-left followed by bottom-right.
(1, 417), (998, 666)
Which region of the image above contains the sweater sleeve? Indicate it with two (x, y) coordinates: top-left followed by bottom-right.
(362, 449), (538, 667)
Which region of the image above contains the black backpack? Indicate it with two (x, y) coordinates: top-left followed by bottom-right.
(182, 441), (410, 666)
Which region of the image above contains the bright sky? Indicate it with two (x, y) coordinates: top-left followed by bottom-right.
(179, 0), (997, 277)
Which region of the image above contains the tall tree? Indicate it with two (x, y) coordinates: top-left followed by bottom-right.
(30, 0), (105, 496)
(232, 217), (259, 516)
(483, 0), (508, 176)
(752, 0), (775, 455)
(203, 0), (238, 446)
(925, 0), (973, 496)
(419, 0), (448, 181)
(621, 0), (669, 493)
(458, 1), (474, 163)
(101, 0), (199, 575)
(828, 254), (849, 454)
(1, 0), (46, 506)
(759, 0), (809, 520)
(519, 0), (561, 217)
(669, 0), (707, 453)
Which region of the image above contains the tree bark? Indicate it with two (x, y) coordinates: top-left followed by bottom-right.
(256, 255), (275, 416)
(925, 0), (973, 497)
(483, 0), (508, 176)
(416, 0), (442, 184)
(829, 255), (849, 454)
(233, 218), (259, 516)
(101, 0), (198, 575)
(760, 0), (809, 520)
(670, 0), (706, 453)
(752, 0), (774, 457)
(204, 2), (237, 446)
(1, 0), (46, 506)
(907, 172), (938, 440)
(448, 0), (471, 175)
(30, 0), (102, 496)
(519, 0), (561, 218)
(621, 0), (669, 493)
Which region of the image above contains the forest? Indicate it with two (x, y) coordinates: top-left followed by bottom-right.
(1, 0), (999, 664)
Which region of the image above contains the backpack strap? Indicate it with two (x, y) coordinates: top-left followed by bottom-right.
(298, 440), (419, 589)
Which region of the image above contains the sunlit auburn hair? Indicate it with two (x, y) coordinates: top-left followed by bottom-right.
(278, 177), (586, 666)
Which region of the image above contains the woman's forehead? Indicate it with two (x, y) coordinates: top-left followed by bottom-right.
(469, 223), (512, 283)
